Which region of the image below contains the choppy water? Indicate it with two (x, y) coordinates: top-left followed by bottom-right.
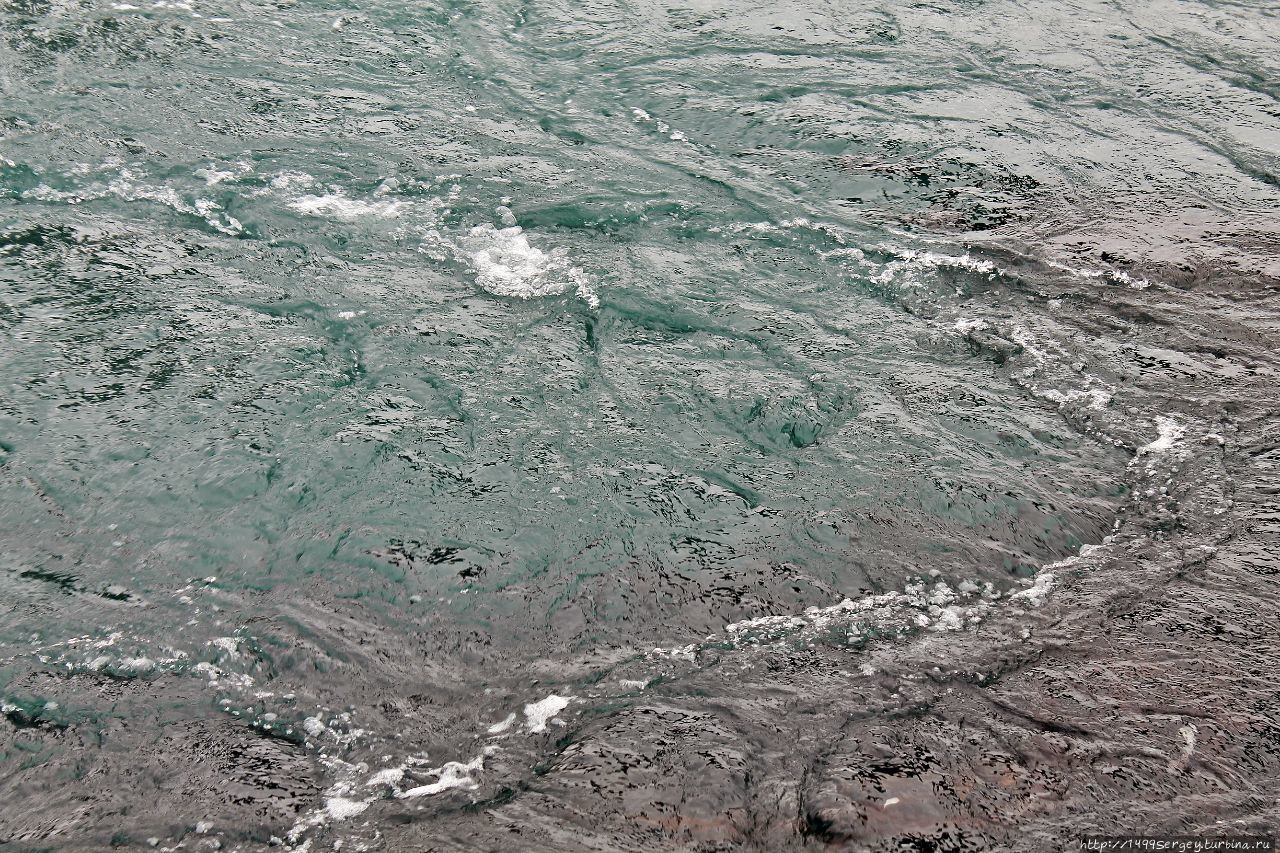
(1, 0), (1278, 849)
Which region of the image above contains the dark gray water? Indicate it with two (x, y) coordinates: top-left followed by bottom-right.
(1, 0), (1278, 849)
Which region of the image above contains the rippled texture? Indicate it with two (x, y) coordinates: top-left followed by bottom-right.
(1, 0), (1278, 849)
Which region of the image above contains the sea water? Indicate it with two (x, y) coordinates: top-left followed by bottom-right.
(1, 0), (1278, 849)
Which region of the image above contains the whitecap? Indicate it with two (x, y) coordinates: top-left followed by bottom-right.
(1007, 572), (1056, 607)
(398, 755), (484, 798)
(523, 694), (573, 733)
(459, 224), (599, 308)
(1138, 415), (1185, 455)
(486, 712), (516, 734)
(289, 193), (406, 221)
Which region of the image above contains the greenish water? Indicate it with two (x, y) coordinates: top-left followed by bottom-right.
(1, 0), (1278, 849)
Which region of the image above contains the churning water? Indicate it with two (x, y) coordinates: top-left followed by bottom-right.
(1, 0), (1278, 849)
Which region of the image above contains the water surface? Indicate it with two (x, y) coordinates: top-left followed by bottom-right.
(1, 0), (1278, 849)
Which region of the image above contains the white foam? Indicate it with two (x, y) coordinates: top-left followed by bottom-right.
(720, 579), (997, 643)
(872, 248), (997, 287)
(120, 656), (157, 673)
(486, 713), (516, 734)
(288, 749), (488, 845)
(523, 694), (572, 733)
(1179, 724), (1197, 761)
(630, 107), (691, 143)
(1007, 572), (1055, 607)
(269, 172), (317, 192)
(22, 185), (93, 204)
(1043, 257), (1151, 290)
(918, 251), (995, 275)
(1139, 415), (1185, 455)
(194, 161), (250, 186)
(398, 755), (484, 798)
(323, 796), (369, 821)
(288, 747), (486, 840)
(1040, 387), (1113, 411)
(494, 204), (518, 227)
(723, 217), (852, 246)
(289, 193), (406, 221)
(644, 559), (1096, 664)
(209, 636), (239, 656)
(460, 224), (599, 308)
(365, 767), (404, 787)
(111, 173), (242, 235)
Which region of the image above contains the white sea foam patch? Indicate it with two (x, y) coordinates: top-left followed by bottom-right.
(286, 686), (581, 846)
(194, 160), (252, 186)
(286, 751), (488, 847)
(716, 227), (999, 293)
(645, 554), (1110, 664)
(631, 106), (690, 142)
(289, 192), (406, 221)
(109, 172), (246, 235)
(648, 580), (997, 664)
(397, 755), (485, 798)
(1138, 415), (1186, 456)
(718, 217), (855, 247)
(722, 578), (1000, 645)
(269, 171), (318, 192)
(457, 224), (600, 308)
(486, 712), (517, 734)
(523, 694), (574, 733)
(948, 317), (1115, 415)
(23, 169), (244, 235)
(871, 247), (999, 287)
(1042, 257), (1151, 290)
(1006, 572), (1056, 607)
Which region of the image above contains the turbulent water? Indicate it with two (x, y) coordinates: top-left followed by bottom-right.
(1, 0), (1278, 849)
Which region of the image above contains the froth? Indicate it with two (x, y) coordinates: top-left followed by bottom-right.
(460, 224), (599, 308)
(289, 192), (406, 221)
(523, 694), (573, 733)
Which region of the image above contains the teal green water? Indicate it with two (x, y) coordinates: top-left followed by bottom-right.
(1, 0), (1278, 849)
